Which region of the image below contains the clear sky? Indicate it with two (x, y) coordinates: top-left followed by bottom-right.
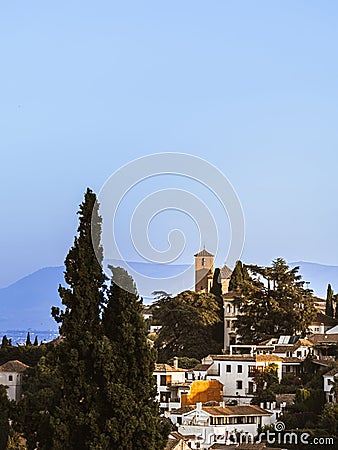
(1, 1), (338, 288)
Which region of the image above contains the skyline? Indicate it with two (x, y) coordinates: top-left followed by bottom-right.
(1, 2), (338, 287)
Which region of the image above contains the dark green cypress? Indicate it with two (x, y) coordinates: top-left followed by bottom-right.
(325, 284), (334, 317)
(20, 189), (169, 450)
(210, 268), (222, 299)
(0, 385), (10, 450)
(210, 268), (224, 347)
(1, 336), (9, 348)
(26, 332), (31, 346)
(99, 266), (170, 450)
(33, 336), (38, 346)
(229, 260), (247, 291)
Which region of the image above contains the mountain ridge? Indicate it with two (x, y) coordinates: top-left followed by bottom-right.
(0, 261), (337, 330)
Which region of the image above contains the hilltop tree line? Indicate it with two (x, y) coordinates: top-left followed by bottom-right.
(152, 258), (316, 361)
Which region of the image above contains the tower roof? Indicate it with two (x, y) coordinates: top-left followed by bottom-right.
(220, 264), (232, 279)
(194, 249), (214, 257)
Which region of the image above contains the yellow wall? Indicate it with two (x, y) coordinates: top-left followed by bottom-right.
(181, 380), (223, 406)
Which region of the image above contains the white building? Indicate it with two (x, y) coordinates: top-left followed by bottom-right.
(167, 402), (272, 449)
(154, 360), (189, 413)
(198, 354), (283, 405)
(323, 367), (338, 403)
(0, 360), (29, 401)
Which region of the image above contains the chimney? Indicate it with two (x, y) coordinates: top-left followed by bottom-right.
(173, 357), (179, 369)
(196, 402), (202, 411)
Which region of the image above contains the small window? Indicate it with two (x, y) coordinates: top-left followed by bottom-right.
(226, 365), (231, 373)
(8, 375), (13, 382)
(236, 380), (243, 389)
(202, 258), (206, 266)
(160, 375), (167, 386)
(237, 365), (242, 373)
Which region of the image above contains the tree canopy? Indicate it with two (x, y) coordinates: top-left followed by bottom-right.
(153, 290), (222, 361)
(235, 258), (315, 343)
(19, 188), (169, 450)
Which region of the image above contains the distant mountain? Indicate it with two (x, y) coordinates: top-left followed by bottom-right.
(290, 261), (338, 298)
(0, 267), (64, 330)
(1, 260), (337, 330)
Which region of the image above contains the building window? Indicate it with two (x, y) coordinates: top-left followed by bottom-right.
(160, 392), (171, 402)
(236, 380), (243, 389)
(237, 365), (242, 373)
(226, 365), (231, 373)
(248, 366), (256, 377)
(202, 258), (206, 266)
(160, 375), (167, 386)
(8, 375), (13, 382)
(297, 351), (301, 357)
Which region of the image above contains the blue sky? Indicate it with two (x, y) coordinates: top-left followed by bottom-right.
(1, 1), (338, 288)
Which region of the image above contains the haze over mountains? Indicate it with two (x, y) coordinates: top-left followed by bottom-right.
(0, 261), (337, 330)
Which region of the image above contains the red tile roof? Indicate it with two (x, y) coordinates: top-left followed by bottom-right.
(0, 360), (29, 373)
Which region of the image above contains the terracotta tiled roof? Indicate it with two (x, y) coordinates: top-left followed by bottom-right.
(154, 363), (186, 373)
(311, 313), (338, 327)
(220, 265), (232, 279)
(0, 360), (29, 373)
(323, 367), (338, 378)
(194, 249), (214, 257)
(203, 405), (271, 416)
(192, 364), (212, 372)
(282, 357), (302, 363)
(275, 393), (296, 406)
(171, 404), (270, 417)
(274, 345), (294, 353)
(222, 291), (239, 299)
(170, 405), (195, 414)
(308, 334), (338, 345)
(256, 354), (283, 362)
(209, 355), (255, 362)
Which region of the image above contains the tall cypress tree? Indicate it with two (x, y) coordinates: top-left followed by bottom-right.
(0, 385), (10, 450)
(210, 268), (222, 299)
(210, 268), (224, 347)
(20, 189), (169, 450)
(26, 332), (31, 346)
(48, 188), (107, 449)
(229, 260), (248, 291)
(325, 284), (334, 317)
(99, 266), (170, 450)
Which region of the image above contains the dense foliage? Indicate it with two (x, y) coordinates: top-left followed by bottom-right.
(235, 258), (315, 343)
(153, 290), (222, 361)
(18, 189), (169, 450)
(0, 385), (10, 450)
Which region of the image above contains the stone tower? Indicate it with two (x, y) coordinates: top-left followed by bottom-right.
(194, 249), (214, 293)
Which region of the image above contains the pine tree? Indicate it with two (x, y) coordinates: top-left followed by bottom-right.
(326, 284), (334, 317)
(26, 332), (31, 346)
(236, 258), (315, 343)
(33, 336), (38, 346)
